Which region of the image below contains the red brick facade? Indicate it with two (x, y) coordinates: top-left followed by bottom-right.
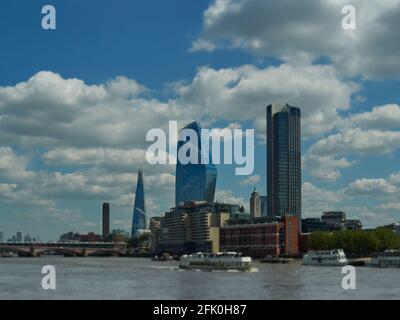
(220, 216), (299, 258)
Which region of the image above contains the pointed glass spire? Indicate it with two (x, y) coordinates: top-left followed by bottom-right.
(131, 168), (147, 237)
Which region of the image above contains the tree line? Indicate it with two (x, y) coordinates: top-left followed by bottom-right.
(309, 228), (400, 254)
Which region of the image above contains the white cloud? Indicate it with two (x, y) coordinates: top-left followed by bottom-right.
(177, 64), (357, 138)
(345, 178), (397, 197)
(302, 182), (344, 218)
(340, 104), (400, 130)
(0, 147), (35, 181)
(0, 71), (183, 149)
(309, 128), (400, 156)
(239, 174), (261, 186)
(215, 189), (247, 210)
(303, 154), (353, 181)
(194, 0), (400, 79)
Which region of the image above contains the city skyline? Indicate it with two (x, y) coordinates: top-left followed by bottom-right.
(1, 1), (400, 240)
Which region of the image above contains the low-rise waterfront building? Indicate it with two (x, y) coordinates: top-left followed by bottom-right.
(302, 211), (362, 233)
(220, 215), (299, 258)
(156, 201), (230, 255)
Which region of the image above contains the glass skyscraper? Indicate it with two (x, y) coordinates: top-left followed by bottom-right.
(267, 104), (301, 222)
(175, 121), (217, 206)
(131, 168), (147, 237)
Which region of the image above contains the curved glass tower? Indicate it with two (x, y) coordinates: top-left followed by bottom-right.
(131, 168), (147, 237)
(175, 121), (217, 206)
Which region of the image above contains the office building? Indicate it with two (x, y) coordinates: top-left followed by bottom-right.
(131, 169), (147, 237)
(260, 196), (268, 217)
(267, 104), (301, 223)
(302, 211), (362, 233)
(102, 202), (110, 241)
(16, 232), (22, 243)
(250, 188), (261, 219)
(0, 231), (4, 243)
(175, 121), (217, 206)
(220, 216), (299, 258)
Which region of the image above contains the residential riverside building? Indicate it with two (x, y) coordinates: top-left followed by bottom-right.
(267, 104), (301, 225)
(219, 215), (299, 258)
(131, 168), (147, 237)
(175, 121), (217, 206)
(156, 201), (231, 255)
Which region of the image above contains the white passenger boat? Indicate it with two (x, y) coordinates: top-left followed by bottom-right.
(303, 249), (348, 266)
(179, 252), (252, 271)
(367, 251), (400, 268)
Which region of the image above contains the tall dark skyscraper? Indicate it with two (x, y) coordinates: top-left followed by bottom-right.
(175, 121), (217, 206)
(267, 104), (301, 222)
(131, 169), (147, 237)
(102, 202), (110, 241)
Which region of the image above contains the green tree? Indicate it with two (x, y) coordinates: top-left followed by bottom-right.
(373, 228), (400, 251)
(310, 231), (332, 250)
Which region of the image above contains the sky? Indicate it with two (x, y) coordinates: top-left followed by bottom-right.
(1, 0), (400, 241)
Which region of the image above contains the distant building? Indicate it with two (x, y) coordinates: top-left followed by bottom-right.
(260, 196), (268, 217)
(150, 217), (162, 253)
(24, 234), (32, 243)
(59, 232), (80, 242)
(131, 169), (147, 238)
(322, 211), (346, 224)
(250, 188), (261, 219)
(175, 121), (217, 206)
(302, 211), (362, 233)
(16, 232), (22, 243)
(110, 229), (129, 242)
(267, 104), (301, 226)
(102, 202), (110, 241)
(0, 231), (4, 243)
(157, 202), (230, 255)
(220, 215), (299, 258)
(79, 233), (101, 243)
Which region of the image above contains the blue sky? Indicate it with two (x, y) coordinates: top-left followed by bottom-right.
(1, 0), (400, 240)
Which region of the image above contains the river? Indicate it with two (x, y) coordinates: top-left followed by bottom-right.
(0, 257), (399, 300)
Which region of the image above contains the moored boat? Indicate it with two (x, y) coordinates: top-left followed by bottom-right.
(179, 252), (252, 271)
(367, 250), (400, 268)
(303, 249), (348, 266)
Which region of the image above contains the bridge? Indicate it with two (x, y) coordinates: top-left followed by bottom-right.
(0, 242), (128, 257)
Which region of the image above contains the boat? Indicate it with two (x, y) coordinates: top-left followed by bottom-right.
(179, 252), (252, 271)
(303, 249), (348, 266)
(261, 255), (293, 264)
(1, 252), (18, 258)
(367, 250), (400, 268)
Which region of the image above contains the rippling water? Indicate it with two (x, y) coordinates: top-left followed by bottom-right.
(0, 257), (399, 300)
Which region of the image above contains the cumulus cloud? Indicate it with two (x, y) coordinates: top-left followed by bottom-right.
(302, 182), (344, 217)
(215, 189), (247, 210)
(303, 154), (353, 181)
(345, 178), (397, 197)
(239, 174), (261, 186)
(0, 71), (183, 149)
(308, 128), (400, 156)
(193, 0), (400, 79)
(177, 64), (357, 138)
(339, 104), (400, 130)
